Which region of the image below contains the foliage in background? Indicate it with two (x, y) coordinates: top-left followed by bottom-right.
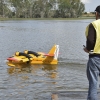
(0, 0), (85, 18)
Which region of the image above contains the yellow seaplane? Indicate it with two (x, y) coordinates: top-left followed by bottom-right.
(7, 45), (59, 67)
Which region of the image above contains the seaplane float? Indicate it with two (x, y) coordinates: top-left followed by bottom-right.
(7, 45), (59, 67)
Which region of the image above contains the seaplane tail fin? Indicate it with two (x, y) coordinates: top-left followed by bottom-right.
(48, 45), (59, 60)
(54, 45), (59, 60)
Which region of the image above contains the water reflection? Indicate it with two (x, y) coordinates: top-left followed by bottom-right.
(42, 65), (58, 79)
(7, 64), (58, 79)
(7, 64), (32, 74)
(51, 93), (58, 100)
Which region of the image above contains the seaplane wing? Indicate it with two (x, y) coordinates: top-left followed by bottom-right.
(6, 44), (59, 67)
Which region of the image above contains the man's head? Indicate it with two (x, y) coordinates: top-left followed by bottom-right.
(95, 5), (100, 20)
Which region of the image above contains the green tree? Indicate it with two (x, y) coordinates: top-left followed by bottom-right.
(0, 0), (12, 17)
(9, 0), (32, 18)
(58, 0), (71, 18)
(70, 0), (85, 17)
(0, 0), (4, 16)
(58, 0), (85, 18)
(32, 0), (52, 18)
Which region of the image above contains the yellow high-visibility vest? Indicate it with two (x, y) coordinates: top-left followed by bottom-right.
(85, 19), (100, 54)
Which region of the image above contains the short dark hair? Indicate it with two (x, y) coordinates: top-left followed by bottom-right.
(95, 5), (100, 13)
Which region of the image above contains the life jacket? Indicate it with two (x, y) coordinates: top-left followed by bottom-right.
(85, 19), (100, 54)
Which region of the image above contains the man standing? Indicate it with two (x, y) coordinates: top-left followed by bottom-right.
(83, 5), (100, 100)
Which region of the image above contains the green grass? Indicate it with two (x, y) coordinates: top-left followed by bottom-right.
(0, 17), (95, 21)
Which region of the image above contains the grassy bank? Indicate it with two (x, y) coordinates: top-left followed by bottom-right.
(0, 13), (95, 21)
(0, 17), (95, 21)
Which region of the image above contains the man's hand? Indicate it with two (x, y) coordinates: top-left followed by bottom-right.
(83, 47), (89, 53)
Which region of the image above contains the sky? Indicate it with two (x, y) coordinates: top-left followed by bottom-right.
(81, 0), (100, 12)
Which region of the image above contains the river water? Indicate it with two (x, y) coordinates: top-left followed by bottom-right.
(0, 19), (98, 100)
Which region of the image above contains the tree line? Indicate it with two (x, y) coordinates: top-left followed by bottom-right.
(0, 0), (85, 18)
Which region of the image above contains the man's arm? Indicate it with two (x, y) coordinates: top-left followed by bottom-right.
(84, 23), (96, 53)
